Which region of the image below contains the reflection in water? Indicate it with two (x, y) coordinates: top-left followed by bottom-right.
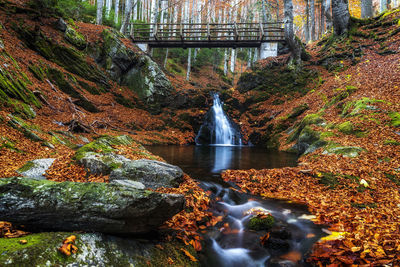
(147, 145), (298, 181)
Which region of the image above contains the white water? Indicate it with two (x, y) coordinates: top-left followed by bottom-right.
(211, 93), (242, 146)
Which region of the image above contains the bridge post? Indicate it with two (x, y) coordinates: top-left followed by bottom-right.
(258, 42), (278, 59)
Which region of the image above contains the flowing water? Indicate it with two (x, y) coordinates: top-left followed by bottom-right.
(195, 93), (242, 146)
(146, 145), (326, 266)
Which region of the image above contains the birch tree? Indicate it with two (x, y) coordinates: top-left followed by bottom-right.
(105, 0), (112, 17)
(120, 0), (134, 34)
(114, 0), (120, 24)
(284, 0), (301, 65)
(97, 0), (104, 25)
(310, 0), (315, 40)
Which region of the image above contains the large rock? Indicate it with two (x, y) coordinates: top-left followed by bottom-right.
(16, 158), (56, 180)
(92, 29), (173, 112)
(0, 177), (184, 234)
(0, 232), (199, 266)
(110, 159), (184, 189)
(78, 152), (130, 175)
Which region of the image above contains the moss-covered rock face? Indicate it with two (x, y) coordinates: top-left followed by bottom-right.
(0, 52), (41, 109)
(64, 26), (86, 50)
(17, 158), (56, 179)
(236, 63), (317, 99)
(0, 177), (184, 234)
(0, 232), (199, 267)
(389, 112), (400, 127)
(92, 29), (173, 112)
(14, 24), (109, 88)
(248, 215), (275, 231)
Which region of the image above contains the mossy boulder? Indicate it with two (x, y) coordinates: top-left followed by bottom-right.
(337, 121), (355, 134)
(78, 152), (130, 175)
(110, 159), (184, 189)
(17, 158), (55, 179)
(248, 215), (275, 231)
(10, 99), (36, 119)
(0, 232), (199, 267)
(323, 144), (365, 157)
(0, 177), (184, 234)
(74, 135), (133, 161)
(64, 26), (86, 50)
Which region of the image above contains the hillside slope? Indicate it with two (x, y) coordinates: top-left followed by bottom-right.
(223, 9), (400, 266)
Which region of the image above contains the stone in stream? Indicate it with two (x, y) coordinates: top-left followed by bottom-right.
(17, 158), (56, 180)
(0, 177), (184, 234)
(110, 159), (184, 189)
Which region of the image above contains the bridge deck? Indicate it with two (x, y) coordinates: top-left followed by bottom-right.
(130, 22), (285, 48)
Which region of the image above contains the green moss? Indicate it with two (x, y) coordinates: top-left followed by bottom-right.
(342, 97), (384, 117)
(388, 112), (400, 127)
(14, 24), (109, 89)
(248, 215), (275, 231)
(383, 139), (400, 146)
(7, 115), (44, 142)
(65, 26), (86, 50)
(28, 64), (46, 81)
(10, 99), (36, 119)
(77, 80), (104, 95)
(287, 113), (324, 143)
(337, 121), (354, 134)
(17, 161), (35, 173)
(288, 103), (309, 119)
(74, 135), (133, 161)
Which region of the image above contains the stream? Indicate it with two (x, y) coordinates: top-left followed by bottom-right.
(147, 145), (326, 267)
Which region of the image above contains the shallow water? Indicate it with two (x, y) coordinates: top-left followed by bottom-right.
(147, 145), (325, 266)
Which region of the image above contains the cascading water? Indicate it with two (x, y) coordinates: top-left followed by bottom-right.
(195, 93), (242, 146)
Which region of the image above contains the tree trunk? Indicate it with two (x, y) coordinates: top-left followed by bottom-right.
(284, 0), (301, 64)
(332, 0), (350, 35)
(105, 0), (112, 17)
(324, 0), (333, 30)
(186, 49), (192, 81)
(96, 0), (104, 25)
(380, 0), (388, 12)
(361, 0), (373, 17)
(224, 49), (229, 75)
(114, 0), (120, 24)
(305, 0), (310, 42)
(120, 0), (134, 34)
(320, 1), (325, 35)
(310, 0), (316, 40)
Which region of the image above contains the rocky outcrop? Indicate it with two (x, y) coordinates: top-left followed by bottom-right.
(0, 177), (184, 234)
(91, 29), (173, 112)
(110, 159), (184, 189)
(16, 158), (55, 179)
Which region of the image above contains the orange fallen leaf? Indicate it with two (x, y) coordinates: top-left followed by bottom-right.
(180, 248), (198, 262)
(280, 251), (301, 262)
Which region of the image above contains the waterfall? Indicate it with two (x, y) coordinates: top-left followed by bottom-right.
(196, 93), (242, 146)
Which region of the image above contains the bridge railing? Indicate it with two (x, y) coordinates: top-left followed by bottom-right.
(130, 22), (284, 45)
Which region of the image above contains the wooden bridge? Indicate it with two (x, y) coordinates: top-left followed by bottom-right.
(130, 22), (285, 48)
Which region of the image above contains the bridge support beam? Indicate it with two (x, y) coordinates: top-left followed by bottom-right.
(258, 42), (278, 59)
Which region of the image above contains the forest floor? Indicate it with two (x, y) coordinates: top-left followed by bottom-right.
(0, 0), (400, 265)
